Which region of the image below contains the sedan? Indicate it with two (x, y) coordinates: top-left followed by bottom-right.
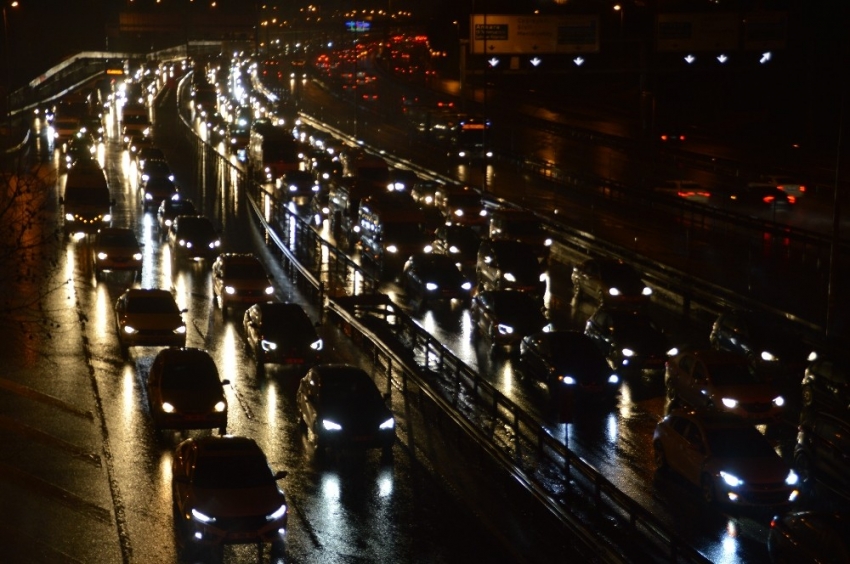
(470, 290), (549, 352)
(728, 182), (793, 209)
(156, 196), (197, 237)
(146, 347), (229, 434)
(243, 301), (323, 374)
(768, 510), (850, 563)
(571, 258), (652, 306)
(172, 436), (288, 554)
(519, 330), (620, 397)
(167, 215), (221, 262)
(653, 409), (800, 507)
(140, 177), (178, 211)
(401, 252), (472, 308)
(114, 288), (187, 354)
(211, 253), (275, 313)
(91, 227), (143, 282)
(427, 223), (481, 271)
(665, 349), (786, 421)
(584, 306), (678, 374)
(296, 364), (395, 454)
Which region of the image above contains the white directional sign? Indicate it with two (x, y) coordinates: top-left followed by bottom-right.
(470, 14), (599, 55)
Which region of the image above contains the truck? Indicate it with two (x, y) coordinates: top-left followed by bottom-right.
(59, 165), (114, 237)
(247, 125), (301, 185)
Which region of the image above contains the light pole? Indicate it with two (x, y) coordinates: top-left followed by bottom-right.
(613, 4), (623, 40)
(2, 1), (18, 133)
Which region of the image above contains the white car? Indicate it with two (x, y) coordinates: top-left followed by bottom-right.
(760, 174), (807, 200)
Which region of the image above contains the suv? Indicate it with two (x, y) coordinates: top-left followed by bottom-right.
(794, 411), (850, 500)
(475, 239), (546, 299)
(211, 253), (274, 313)
(167, 215), (221, 262)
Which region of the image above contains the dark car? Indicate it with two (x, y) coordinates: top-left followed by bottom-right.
(243, 301), (323, 374)
(401, 252), (473, 308)
(156, 196), (197, 237)
(279, 170), (320, 208)
(114, 288), (187, 353)
(653, 409), (800, 507)
(92, 227), (143, 282)
(411, 179), (443, 207)
(487, 208), (552, 263)
(434, 185), (488, 227)
(476, 239), (547, 299)
(167, 215), (221, 262)
(665, 349), (786, 421)
(801, 355), (850, 412)
(211, 253), (274, 313)
(729, 182), (793, 210)
(296, 364), (395, 454)
(140, 176), (178, 210)
(571, 258), (652, 307)
(519, 330), (620, 397)
(768, 510), (850, 564)
(709, 308), (815, 381)
(427, 223), (481, 271)
(172, 436), (288, 553)
(584, 306), (678, 374)
(138, 158), (174, 186)
(146, 347), (229, 434)
(794, 410), (850, 500)
(470, 290), (549, 352)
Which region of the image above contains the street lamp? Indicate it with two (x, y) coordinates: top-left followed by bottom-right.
(613, 4), (623, 40)
(2, 1), (18, 133)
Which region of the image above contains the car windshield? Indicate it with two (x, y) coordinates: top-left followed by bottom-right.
(709, 361), (761, 386)
(491, 293), (539, 315)
(609, 313), (659, 334)
(705, 427), (776, 458)
(224, 260), (267, 279)
(166, 201), (196, 216)
(499, 218), (544, 238)
(126, 295), (179, 314)
(384, 222), (425, 244)
(99, 231), (137, 247)
(322, 373), (382, 404)
(447, 193), (482, 209)
(178, 218), (215, 238)
(599, 262), (641, 282)
(192, 454), (274, 489)
(161, 362), (219, 389)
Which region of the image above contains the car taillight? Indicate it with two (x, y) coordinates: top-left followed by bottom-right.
(763, 196), (775, 203)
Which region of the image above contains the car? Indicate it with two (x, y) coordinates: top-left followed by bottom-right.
(470, 290), (549, 352)
(62, 131), (97, 170)
(800, 354), (850, 412)
(728, 182), (793, 210)
(156, 196), (197, 236)
(296, 364), (395, 454)
(309, 154), (343, 182)
(140, 176), (178, 210)
(759, 174), (808, 200)
(653, 409), (800, 507)
(768, 510), (850, 564)
(571, 258), (652, 307)
(486, 208), (552, 262)
(146, 347), (229, 434)
(794, 410), (850, 499)
(167, 215), (221, 262)
(427, 223), (481, 271)
(243, 301), (323, 374)
(665, 349), (786, 421)
(652, 179), (712, 204)
(138, 157), (174, 188)
(171, 436), (288, 552)
(519, 330), (620, 397)
(401, 252), (473, 308)
(410, 180), (443, 206)
(211, 253), (275, 313)
(278, 170), (320, 208)
(475, 239), (547, 299)
(133, 145), (166, 170)
(584, 306), (678, 374)
(114, 288), (187, 353)
(386, 167), (419, 192)
(709, 308), (815, 381)
(124, 133), (154, 156)
(92, 227), (143, 281)
(434, 185), (488, 227)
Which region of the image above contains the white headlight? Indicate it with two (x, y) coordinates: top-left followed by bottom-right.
(161, 402), (175, 413)
(503, 272), (516, 282)
(721, 398), (738, 408)
(720, 471), (743, 487)
(609, 288), (621, 296)
(379, 418), (394, 430)
(214, 401), (226, 412)
(761, 351), (778, 361)
(322, 419), (342, 431)
(621, 348), (635, 357)
(425, 282), (438, 291)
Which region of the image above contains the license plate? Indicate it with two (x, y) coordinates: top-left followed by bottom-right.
(284, 358), (305, 364)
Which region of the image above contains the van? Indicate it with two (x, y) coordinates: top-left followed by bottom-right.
(59, 166), (114, 237)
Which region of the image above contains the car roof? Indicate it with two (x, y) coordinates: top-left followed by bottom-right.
(217, 252), (259, 264)
(666, 408), (755, 430)
(676, 349), (749, 363)
(124, 288), (174, 299)
(187, 435), (264, 458)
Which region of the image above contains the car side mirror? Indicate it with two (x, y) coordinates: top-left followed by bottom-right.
(221, 379), (231, 386)
(180, 308), (189, 314)
(382, 392), (391, 401)
(274, 470), (288, 481)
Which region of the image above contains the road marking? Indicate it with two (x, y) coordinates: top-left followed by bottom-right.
(0, 462), (113, 525)
(0, 414), (101, 468)
(0, 377), (94, 421)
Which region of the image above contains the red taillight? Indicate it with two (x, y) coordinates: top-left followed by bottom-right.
(763, 196), (775, 203)
(660, 134), (668, 141)
(800, 185), (806, 192)
(788, 196), (796, 204)
(678, 135), (686, 141)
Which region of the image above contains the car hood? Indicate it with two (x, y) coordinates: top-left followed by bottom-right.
(222, 277), (270, 290)
(707, 455), (790, 484)
(98, 244), (140, 257)
(122, 313), (183, 330)
(320, 401), (392, 428)
(613, 328), (669, 352)
(708, 383), (781, 402)
(161, 388), (224, 411)
(191, 485), (285, 518)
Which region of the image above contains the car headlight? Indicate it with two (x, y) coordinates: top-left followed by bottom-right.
(642, 287), (653, 296)
(161, 402), (175, 413)
(424, 245), (433, 253)
(785, 470), (799, 486)
(560, 375), (576, 385)
(174, 325), (187, 335)
(322, 419), (342, 431)
(667, 347), (679, 356)
(214, 401), (226, 412)
(454, 209), (464, 217)
(448, 245), (460, 254)
(65, 213), (75, 221)
(123, 325), (138, 334)
(608, 374), (620, 384)
(103, 214), (112, 222)
(264, 286), (274, 295)
(503, 272), (516, 282)
(266, 504), (287, 522)
(191, 508), (216, 523)
(97, 252), (108, 260)
(289, 184), (297, 192)
(379, 418), (394, 430)
(310, 338), (323, 351)
(497, 324), (514, 335)
(425, 282), (438, 291)
(720, 471), (744, 487)
(621, 348), (635, 357)
(133, 253), (142, 261)
(761, 351), (778, 361)
(224, 286), (236, 294)
(261, 339), (278, 351)
(461, 282), (472, 290)
(773, 396), (785, 407)
(544, 238), (553, 246)
(721, 398), (739, 408)
(386, 245), (398, 253)
(609, 287), (621, 296)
